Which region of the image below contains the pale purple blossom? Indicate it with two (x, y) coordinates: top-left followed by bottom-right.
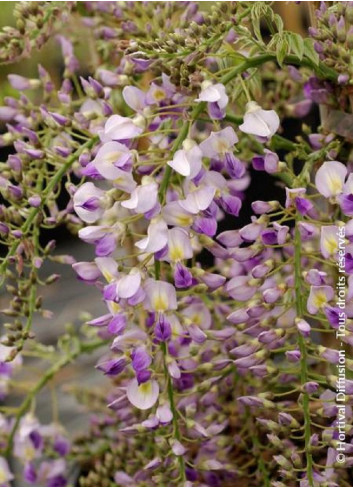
(126, 378), (159, 410)
(315, 161), (347, 198)
(239, 101), (279, 138)
(195, 82), (228, 119)
(121, 179), (158, 214)
(91, 141), (132, 180)
(320, 226), (339, 259)
(307, 286), (334, 314)
(144, 279), (177, 312)
(99, 114), (144, 142)
(167, 141), (203, 178)
(73, 182), (106, 223)
(0, 457), (13, 486)
(135, 218), (168, 253)
(199, 127), (238, 158)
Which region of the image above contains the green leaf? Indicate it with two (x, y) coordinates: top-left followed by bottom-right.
(273, 14), (284, 35)
(276, 36), (289, 67)
(303, 38), (319, 66)
(250, 4), (263, 41)
(252, 17), (262, 41)
(288, 32), (304, 60)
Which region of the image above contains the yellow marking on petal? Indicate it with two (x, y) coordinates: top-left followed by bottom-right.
(323, 236), (338, 255)
(215, 138), (229, 154)
(139, 381), (153, 396)
(24, 445), (36, 460)
(169, 244), (184, 262)
(313, 291), (328, 309)
(0, 469), (6, 484)
(176, 215), (193, 227)
(328, 176), (343, 195)
(110, 302), (121, 314)
(153, 89), (166, 101)
(103, 271), (114, 282)
(106, 151), (122, 164)
(191, 313), (201, 325)
(152, 292), (168, 312)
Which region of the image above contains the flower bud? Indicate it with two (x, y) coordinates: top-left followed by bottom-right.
(8, 74), (40, 90)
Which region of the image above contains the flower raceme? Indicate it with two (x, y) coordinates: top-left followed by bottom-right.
(69, 70), (353, 485)
(72, 82), (281, 420)
(4, 3), (353, 486)
(2, 7), (351, 483)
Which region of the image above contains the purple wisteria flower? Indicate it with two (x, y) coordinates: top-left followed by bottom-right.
(2, 3), (353, 487)
(195, 81), (229, 119)
(239, 101), (280, 138)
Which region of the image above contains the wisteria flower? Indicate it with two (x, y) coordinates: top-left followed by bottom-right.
(73, 182), (107, 223)
(167, 140), (203, 178)
(307, 286), (334, 314)
(320, 226), (338, 259)
(179, 185), (215, 214)
(167, 227), (193, 262)
(72, 261), (101, 282)
(99, 114), (144, 142)
(146, 82), (171, 105)
(3, 5), (353, 487)
(226, 276), (257, 301)
(121, 178), (158, 214)
(135, 218), (168, 253)
(116, 268), (142, 300)
(91, 141), (132, 179)
(196, 81), (228, 106)
(78, 225), (122, 257)
(195, 81), (228, 119)
(144, 279), (177, 312)
(0, 457), (13, 486)
(239, 101), (279, 138)
(315, 160), (347, 198)
(122, 85), (146, 112)
(126, 378), (159, 410)
(200, 127), (238, 158)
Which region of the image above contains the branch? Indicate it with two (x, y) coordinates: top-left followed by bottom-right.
(158, 51), (337, 204)
(4, 338), (107, 457)
(0, 136), (99, 288)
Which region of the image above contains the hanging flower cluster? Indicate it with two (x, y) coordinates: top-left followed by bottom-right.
(0, 1), (353, 487)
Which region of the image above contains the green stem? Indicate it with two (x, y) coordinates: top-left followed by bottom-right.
(0, 136), (99, 288)
(157, 175), (186, 481)
(238, 74), (252, 102)
(253, 429), (270, 486)
(17, 183), (41, 351)
(294, 219), (314, 486)
(158, 51), (337, 204)
(4, 338), (106, 457)
(161, 342), (186, 483)
(158, 55), (273, 204)
(18, 281), (36, 351)
(222, 53), (337, 86)
(271, 134), (297, 152)
(224, 113), (243, 125)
